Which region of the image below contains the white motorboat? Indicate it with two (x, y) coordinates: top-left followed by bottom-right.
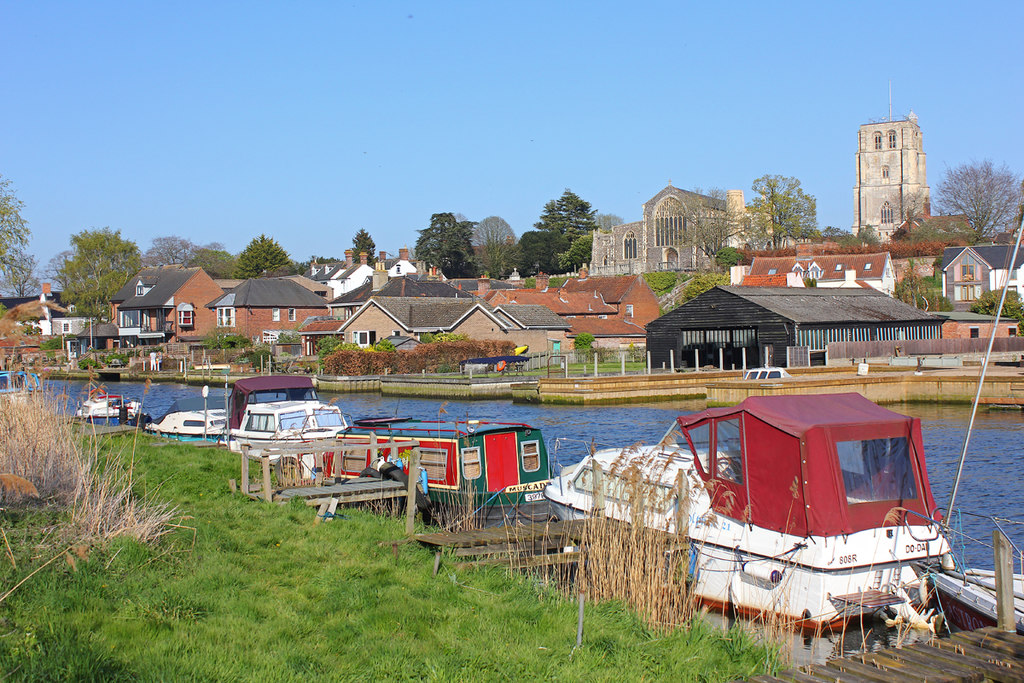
(75, 393), (142, 424)
(147, 396), (227, 441)
(545, 392), (950, 631)
(227, 376), (347, 453)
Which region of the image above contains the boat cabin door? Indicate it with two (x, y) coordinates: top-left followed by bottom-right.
(483, 432), (519, 491)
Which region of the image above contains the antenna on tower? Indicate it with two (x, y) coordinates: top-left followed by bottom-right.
(888, 81), (892, 122)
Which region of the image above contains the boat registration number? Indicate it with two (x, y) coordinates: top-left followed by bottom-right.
(524, 492), (545, 502)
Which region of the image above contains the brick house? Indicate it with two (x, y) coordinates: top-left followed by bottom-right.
(932, 311), (1019, 339)
(207, 278), (328, 342)
(941, 245), (1024, 311)
(326, 275), (475, 321)
(739, 250), (896, 295)
(110, 266), (225, 347)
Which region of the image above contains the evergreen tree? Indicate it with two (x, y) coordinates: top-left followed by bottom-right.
(415, 213), (477, 278)
(235, 234), (291, 278)
(352, 229), (377, 265)
(534, 189), (599, 242)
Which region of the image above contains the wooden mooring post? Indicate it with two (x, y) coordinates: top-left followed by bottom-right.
(995, 528), (1015, 632)
(592, 462), (605, 517)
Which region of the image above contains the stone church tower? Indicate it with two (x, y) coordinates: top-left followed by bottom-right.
(852, 111), (929, 241)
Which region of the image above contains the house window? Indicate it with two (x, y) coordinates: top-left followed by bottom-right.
(864, 262), (872, 270)
(272, 308), (280, 322)
(520, 440), (541, 472)
(135, 282), (145, 295)
(421, 447), (448, 480)
(873, 132), (882, 150)
(623, 231), (638, 260)
(178, 309), (194, 327)
(888, 130), (897, 148)
(880, 202), (893, 224)
(353, 330), (377, 347)
(625, 304), (634, 318)
(461, 447), (481, 480)
(957, 285), (981, 302)
(217, 307), (235, 327)
(289, 308), (296, 322)
(767, 268), (777, 275)
(969, 327), (980, 339)
(881, 166), (889, 180)
(960, 263), (976, 281)
(395, 264), (401, 274)
(1010, 328), (1017, 337)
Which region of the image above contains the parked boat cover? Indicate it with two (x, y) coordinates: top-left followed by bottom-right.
(677, 393), (940, 537)
(229, 376), (317, 429)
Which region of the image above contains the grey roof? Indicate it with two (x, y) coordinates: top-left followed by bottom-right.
(377, 278), (476, 299)
(930, 311), (1002, 322)
(448, 278), (519, 291)
(112, 267), (204, 309)
(941, 245), (1024, 271)
(207, 278), (327, 308)
(494, 304), (571, 329)
(368, 297), (499, 331)
(328, 280), (374, 306)
(77, 322), (119, 339)
(718, 286), (938, 324)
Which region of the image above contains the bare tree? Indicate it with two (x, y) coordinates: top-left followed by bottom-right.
(143, 236), (200, 266)
(935, 160), (1022, 243)
(472, 216), (518, 277)
(0, 246), (39, 296)
(681, 188), (744, 262)
(595, 213), (624, 231)
(44, 250), (73, 291)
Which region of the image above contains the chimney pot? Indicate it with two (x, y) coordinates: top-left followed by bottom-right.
(399, 247), (410, 261)
(42, 282), (52, 295)
(359, 251), (368, 266)
(345, 249), (354, 266)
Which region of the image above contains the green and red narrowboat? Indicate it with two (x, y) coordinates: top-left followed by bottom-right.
(336, 417), (553, 526)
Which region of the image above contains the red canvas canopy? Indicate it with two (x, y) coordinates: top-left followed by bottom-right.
(229, 376), (317, 429)
(677, 393), (940, 537)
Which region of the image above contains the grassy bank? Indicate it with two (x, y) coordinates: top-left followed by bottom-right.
(0, 430), (777, 681)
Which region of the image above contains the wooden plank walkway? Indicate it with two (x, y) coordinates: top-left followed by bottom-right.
(415, 520), (586, 569)
(243, 476), (405, 504)
(754, 627), (1024, 682)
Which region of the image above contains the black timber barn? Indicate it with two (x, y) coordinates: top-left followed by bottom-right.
(646, 286), (941, 369)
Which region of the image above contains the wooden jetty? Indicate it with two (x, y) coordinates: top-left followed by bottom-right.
(414, 520), (586, 570)
(754, 627), (1024, 682)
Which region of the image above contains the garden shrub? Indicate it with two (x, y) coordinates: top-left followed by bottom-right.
(322, 340), (515, 375)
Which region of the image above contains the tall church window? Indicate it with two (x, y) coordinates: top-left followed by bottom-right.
(881, 166), (889, 180)
(623, 232), (638, 260)
(874, 132), (883, 150)
(880, 202), (893, 224)
(654, 198), (685, 247)
(888, 130), (897, 148)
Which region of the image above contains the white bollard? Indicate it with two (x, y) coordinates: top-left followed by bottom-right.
(694, 349), (700, 372)
(742, 347), (747, 371)
(646, 352), (651, 375)
(719, 348), (724, 371)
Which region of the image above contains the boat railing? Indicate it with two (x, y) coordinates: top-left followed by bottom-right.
(943, 508), (1024, 575)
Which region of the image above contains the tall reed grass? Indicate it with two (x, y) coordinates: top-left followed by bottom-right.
(0, 389), (176, 544)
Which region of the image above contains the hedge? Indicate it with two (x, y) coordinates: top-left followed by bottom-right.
(322, 340), (516, 376)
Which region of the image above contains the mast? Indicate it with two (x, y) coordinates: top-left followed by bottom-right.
(945, 185), (1024, 524)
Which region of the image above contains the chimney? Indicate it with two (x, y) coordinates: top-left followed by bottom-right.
(359, 251), (368, 266)
(344, 249), (353, 267)
(372, 269), (388, 290)
(477, 277), (490, 296)
(729, 265), (749, 285)
(379, 250), (387, 263)
(399, 247), (410, 261)
(845, 269), (857, 284)
(536, 273), (549, 291)
(42, 282), (52, 295)
(579, 265), (588, 279)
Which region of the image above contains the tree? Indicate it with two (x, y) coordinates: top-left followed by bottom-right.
(747, 175), (818, 249)
(352, 229), (376, 266)
(235, 234), (291, 278)
(935, 160), (1023, 243)
(0, 175), (30, 279)
(680, 273), (729, 303)
(971, 289), (1024, 321)
(59, 227), (141, 321)
(473, 216), (518, 277)
(0, 246), (39, 296)
(894, 267), (952, 312)
(680, 188), (744, 263)
(595, 213), (624, 231)
(517, 230), (567, 276)
(191, 245), (238, 279)
(573, 332), (595, 351)
(415, 213), (477, 278)
(558, 234), (593, 271)
(143, 236), (200, 266)
(44, 250), (73, 291)
(535, 189), (599, 242)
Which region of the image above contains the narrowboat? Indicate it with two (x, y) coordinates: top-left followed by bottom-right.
(337, 417), (553, 526)
(227, 376), (346, 452)
(545, 393), (950, 631)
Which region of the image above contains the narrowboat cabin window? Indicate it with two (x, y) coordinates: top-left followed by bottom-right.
(715, 418), (743, 483)
(687, 422), (711, 474)
(246, 414), (275, 432)
(461, 447), (481, 479)
(837, 436), (916, 504)
(313, 408), (344, 427)
(279, 410), (307, 430)
(421, 448), (448, 479)
(520, 440), (540, 472)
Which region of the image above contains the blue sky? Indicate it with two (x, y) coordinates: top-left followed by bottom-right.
(2, 1), (1022, 270)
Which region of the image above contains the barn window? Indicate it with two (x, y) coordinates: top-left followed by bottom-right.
(520, 440), (540, 472)
(623, 232), (638, 260)
(421, 447), (448, 480)
(461, 447), (481, 479)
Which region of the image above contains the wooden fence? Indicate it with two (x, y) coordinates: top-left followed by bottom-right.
(828, 337), (1024, 360)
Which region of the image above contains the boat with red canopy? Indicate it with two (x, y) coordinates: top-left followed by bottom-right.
(545, 393), (950, 630)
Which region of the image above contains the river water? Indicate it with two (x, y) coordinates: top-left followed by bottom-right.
(52, 379), (1024, 662)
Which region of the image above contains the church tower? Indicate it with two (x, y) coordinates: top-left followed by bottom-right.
(852, 111), (929, 241)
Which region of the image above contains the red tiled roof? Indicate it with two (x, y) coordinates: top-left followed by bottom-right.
(485, 289), (616, 315)
(568, 318), (646, 337)
(560, 275), (641, 303)
(741, 274), (789, 287)
(298, 319), (345, 334)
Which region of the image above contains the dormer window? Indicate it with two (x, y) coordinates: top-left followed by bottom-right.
(864, 263), (872, 270)
(767, 268), (777, 275)
(835, 264), (843, 271)
(136, 283), (145, 295)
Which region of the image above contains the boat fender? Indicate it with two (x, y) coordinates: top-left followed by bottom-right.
(358, 467), (382, 479)
(379, 463), (430, 512)
(742, 561), (785, 585)
(940, 552), (956, 572)
(420, 467), (429, 495)
(918, 577), (933, 606)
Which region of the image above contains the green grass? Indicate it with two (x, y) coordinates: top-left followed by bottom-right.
(0, 435), (777, 681)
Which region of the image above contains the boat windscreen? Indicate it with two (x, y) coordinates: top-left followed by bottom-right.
(314, 409), (344, 427)
(837, 436), (917, 504)
(279, 410), (309, 430)
(249, 387), (319, 403)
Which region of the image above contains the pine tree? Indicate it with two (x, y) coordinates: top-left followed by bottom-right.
(235, 234), (291, 278)
(352, 229), (376, 266)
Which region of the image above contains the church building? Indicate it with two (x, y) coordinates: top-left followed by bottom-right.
(852, 112), (929, 241)
(591, 184), (745, 276)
